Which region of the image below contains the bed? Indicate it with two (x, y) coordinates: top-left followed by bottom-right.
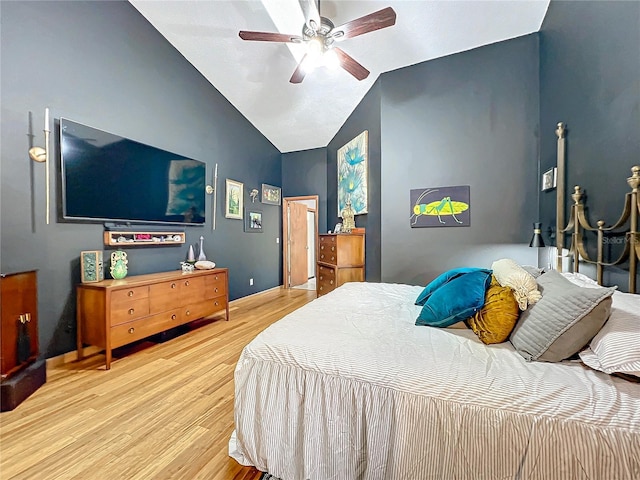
(229, 280), (639, 479)
(229, 130), (640, 478)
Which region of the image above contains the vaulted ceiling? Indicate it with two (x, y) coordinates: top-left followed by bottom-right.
(129, 0), (550, 153)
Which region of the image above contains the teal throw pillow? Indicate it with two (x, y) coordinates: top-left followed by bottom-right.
(416, 270), (493, 328)
(415, 267), (491, 306)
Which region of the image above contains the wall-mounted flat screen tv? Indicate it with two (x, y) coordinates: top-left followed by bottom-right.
(60, 118), (206, 225)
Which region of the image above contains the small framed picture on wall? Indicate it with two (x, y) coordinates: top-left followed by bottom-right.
(225, 179), (243, 219)
(245, 209), (263, 233)
(542, 167), (557, 191)
(261, 184), (281, 206)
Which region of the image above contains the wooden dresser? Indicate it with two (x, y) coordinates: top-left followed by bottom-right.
(317, 233), (365, 297)
(77, 268), (229, 369)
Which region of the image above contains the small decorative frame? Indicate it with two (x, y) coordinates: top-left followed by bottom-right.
(225, 179), (243, 219)
(80, 250), (104, 283)
(542, 167), (557, 191)
(261, 183), (281, 206)
(334, 223), (343, 234)
(245, 209), (263, 233)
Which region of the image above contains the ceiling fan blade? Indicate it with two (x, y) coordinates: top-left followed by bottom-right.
(299, 0), (321, 31)
(239, 31), (303, 43)
(334, 47), (369, 81)
(331, 7), (396, 40)
(290, 55), (308, 84)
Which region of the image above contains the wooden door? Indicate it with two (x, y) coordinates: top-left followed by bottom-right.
(288, 201), (308, 287)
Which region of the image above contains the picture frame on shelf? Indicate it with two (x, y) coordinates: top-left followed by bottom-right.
(261, 183), (281, 206)
(542, 167), (557, 191)
(225, 179), (243, 219)
(244, 209), (263, 233)
(334, 223), (343, 234)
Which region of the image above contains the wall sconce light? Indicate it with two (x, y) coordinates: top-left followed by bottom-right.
(529, 222), (545, 248)
(250, 188), (259, 203)
(205, 163), (218, 231)
(28, 107), (50, 224)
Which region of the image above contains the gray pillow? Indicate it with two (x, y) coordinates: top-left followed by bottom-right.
(510, 270), (615, 362)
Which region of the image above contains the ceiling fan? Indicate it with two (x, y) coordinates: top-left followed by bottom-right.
(239, 0), (396, 84)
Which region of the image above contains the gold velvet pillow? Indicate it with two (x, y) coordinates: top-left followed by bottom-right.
(467, 276), (520, 344)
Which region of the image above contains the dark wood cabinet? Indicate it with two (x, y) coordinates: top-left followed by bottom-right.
(1, 270), (39, 379)
(1, 270), (45, 411)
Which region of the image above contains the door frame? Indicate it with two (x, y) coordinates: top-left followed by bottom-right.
(283, 195), (319, 289)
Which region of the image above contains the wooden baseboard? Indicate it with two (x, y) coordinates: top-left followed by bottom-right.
(46, 345), (102, 370)
(45, 285), (285, 372)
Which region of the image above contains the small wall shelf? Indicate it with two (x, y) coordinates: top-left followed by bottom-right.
(103, 231), (185, 247)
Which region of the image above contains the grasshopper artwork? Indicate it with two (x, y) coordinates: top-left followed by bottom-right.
(410, 186), (470, 227)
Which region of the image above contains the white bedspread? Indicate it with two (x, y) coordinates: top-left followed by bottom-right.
(230, 282), (640, 479)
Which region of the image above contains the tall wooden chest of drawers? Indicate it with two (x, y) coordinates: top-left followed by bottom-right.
(77, 268), (229, 369)
(316, 233), (365, 297)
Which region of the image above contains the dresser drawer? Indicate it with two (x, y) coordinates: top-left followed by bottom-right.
(111, 286), (149, 305)
(149, 280), (182, 314)
(317, 265), (336, 296)
(204, 272), (227, 299)
(180, 275), (206, 303)
(183, 297), (227, 323)
(110, 297), (150, 326)
(318, 243), (338, 265)
(111, 309), (181, 348)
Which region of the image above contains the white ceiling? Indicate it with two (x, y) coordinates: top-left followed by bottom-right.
(129, 0), (550, 153)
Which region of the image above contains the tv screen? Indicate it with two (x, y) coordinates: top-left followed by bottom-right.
(60, 118), (206, 225)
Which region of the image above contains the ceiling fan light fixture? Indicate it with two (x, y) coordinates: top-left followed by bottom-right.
(239, 5), (396, 83)
(306, 36), (324, 57)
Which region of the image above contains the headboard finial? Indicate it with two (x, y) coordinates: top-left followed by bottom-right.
(628, 166), (640, 191)
(555, 122), (565, 139)
(572, 186), (583, 205)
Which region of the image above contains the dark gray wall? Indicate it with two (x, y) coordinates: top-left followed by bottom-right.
(539, 0), (640, 258)
(327, 82), (382, 282)
(281, 147), (328, 232)
(380, 35), (540, 285)
(1, 1), (282, 358)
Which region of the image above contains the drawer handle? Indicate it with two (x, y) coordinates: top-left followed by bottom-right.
(214, 301), (219, 306)
(171, 283), (176, 289)
(330, 280), (334, 285)
(331, 256), (335, 261)
(214, 288), (218, 293)
(214, 276), (218, 280)
(331, 246), (335, 252)
(320, 245), (324, 250)
(128, 308), (135, 315)
(171, 314), (177, 320)
(184, 280), (190, 286)
(319, 286), (323, 290)
(319, 276), (323, 280)
(320, 254), (324, 259)
(128, 290), (134, 297)
(185, 310), (190, 316)
(128, 327), (135, 334)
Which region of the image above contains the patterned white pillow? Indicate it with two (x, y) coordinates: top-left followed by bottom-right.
(579, 290), (640, 377)
(491, 258), (541, 310)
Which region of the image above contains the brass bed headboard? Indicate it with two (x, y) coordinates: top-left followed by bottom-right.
(555, 122), (640, 293)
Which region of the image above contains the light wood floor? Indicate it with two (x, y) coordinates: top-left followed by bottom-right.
(0, 286), (316, 480)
